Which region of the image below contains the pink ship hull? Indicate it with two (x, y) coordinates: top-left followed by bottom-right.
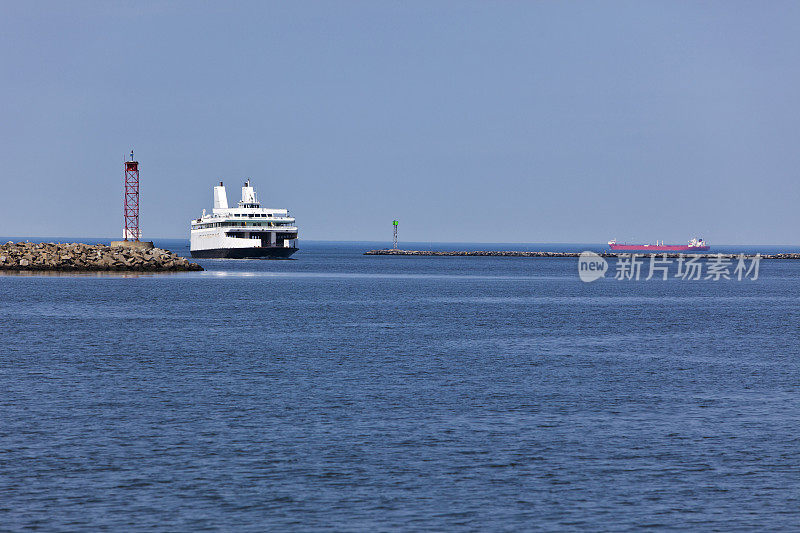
(609, 244), (710, 252)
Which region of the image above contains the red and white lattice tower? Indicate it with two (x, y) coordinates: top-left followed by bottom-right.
(123, 150), (141, 241)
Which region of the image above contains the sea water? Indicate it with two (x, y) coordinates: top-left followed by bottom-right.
(1, 241), (799, 530)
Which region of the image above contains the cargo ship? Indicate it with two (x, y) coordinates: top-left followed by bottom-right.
(607, 237), (709, 252)
(189, 180), (298, 259)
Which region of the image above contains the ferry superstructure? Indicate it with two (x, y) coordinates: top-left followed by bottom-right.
(190, 180), (298, 258)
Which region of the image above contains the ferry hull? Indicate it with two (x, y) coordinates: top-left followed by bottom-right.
(609, 244), (710, 252)
(190, 247), (298, 259)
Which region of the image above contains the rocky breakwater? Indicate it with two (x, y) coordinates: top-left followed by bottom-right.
(365, 249), (800, 259)
(366, 249), (586, 257)
(0, 242), (203, 272)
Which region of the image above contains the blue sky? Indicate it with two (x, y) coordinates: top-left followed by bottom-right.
(2, 1), (799, 243)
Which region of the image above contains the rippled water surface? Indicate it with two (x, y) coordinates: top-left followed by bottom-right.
(1, 241), (799, 530)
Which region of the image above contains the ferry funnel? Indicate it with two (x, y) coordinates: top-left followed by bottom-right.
(241, 180), (256, 204)
(213, 182), (228, 209)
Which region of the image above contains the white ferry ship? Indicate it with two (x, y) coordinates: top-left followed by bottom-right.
(190, 180), (298, 258)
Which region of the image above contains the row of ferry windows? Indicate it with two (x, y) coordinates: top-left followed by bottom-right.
(232, 213), (283, 218)
(193, 221), (291, 229)
(226, 233), (296, 239)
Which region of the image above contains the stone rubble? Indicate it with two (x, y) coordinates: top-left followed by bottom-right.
(0, 242), (203, 272)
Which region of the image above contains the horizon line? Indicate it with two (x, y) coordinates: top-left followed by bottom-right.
(2, 236), (799, 248)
